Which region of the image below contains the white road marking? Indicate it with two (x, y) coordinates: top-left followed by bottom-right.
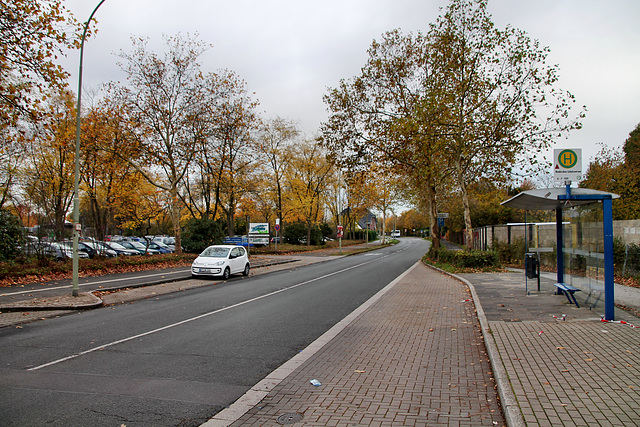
(3, 269), (190, 297)
(27, 250), (408, 371)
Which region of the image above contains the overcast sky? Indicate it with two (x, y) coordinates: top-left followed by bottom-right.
(62, 0), (640, 178)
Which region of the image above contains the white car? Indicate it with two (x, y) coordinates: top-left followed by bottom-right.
(191, 245), (250, 279)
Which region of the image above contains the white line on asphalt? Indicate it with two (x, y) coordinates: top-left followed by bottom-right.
(27, 251), (406, 371)
(3, 269), (191, 297)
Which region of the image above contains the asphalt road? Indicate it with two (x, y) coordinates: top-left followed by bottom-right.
(0, 238), (428, 426)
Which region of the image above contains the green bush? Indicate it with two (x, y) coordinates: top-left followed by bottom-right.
(283, 222), (306, 244)
(181, 218), (223, 253)
(0, 209), (25, 261)
(493, 238), (525, 265)
(283, 222), (324, 245)
(427, 246), (500, 269)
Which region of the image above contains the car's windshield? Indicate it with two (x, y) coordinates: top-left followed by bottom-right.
(109, 242), (126, 250)
(200, 247), (230, 258)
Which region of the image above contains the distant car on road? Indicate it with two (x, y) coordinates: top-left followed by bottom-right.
(191, 245), (250, 280)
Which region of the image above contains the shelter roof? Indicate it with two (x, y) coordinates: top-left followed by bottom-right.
(501, 187), (619, 211)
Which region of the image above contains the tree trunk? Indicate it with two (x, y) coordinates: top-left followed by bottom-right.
(170, 185), (182, 254)
(455, 158), (474, 250)
(425, 171), (440, 251)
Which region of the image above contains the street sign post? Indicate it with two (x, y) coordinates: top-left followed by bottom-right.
(554, 148), (582, 184)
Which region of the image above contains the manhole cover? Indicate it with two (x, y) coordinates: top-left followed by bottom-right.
(276, 412), (304, 424)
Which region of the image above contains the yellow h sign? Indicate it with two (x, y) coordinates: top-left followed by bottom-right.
(554, 148), (582, 183)
(558, 149), (578, 169)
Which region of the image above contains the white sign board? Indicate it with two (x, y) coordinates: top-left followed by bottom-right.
(554, 148), (583, 183)
(248, 223), (269, 246)
(249, 223), (269, 234)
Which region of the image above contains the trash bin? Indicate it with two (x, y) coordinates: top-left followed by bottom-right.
(525, 253), (539, 279)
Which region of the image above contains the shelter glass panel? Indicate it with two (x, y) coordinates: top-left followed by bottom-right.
(561, 205), (621, 319)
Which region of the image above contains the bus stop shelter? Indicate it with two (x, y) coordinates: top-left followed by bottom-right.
(501, 186), (619, 320)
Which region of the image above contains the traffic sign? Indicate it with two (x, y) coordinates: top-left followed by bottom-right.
(554, 148), (582, 183)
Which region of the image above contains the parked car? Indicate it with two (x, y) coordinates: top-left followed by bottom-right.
(26, 242), (89, 260)
(152, 236), (177, 251)
(49, 242), (90, 260)
(148, 241), (173, 253)
(119, 241), (160, 255)
(103, 241), (139, 256)
(61, 240), (99, 258)
(191, 245), (250, 279)
(80, 240), (118, 257)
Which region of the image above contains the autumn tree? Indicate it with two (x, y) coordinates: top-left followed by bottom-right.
(199, 71), (260, 237)
(285, 139), (335, 245)
(369, 166), (404, 243)
(113, 34), (210, 253)
(257, 117), (299, 226)
(323, 0), (585, 250)
(427, 0), (585, 248)
(322, 29), (448, 249)
(112, 173), (168, 236)
(0, 0), (82, 130)
(22, 90), (77, 240)
(581, 136), (640, 220)
(1, 0), (83, 211)
(79, 101), (141, 240)
(0, 127), (24, 209)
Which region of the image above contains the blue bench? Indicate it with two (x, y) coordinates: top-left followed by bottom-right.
(554, 283), (581, 307)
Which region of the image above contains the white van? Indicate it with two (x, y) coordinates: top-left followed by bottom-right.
(391, 230), (401, 238)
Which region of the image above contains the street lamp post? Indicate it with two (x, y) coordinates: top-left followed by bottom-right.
(72, 0), (108, 297)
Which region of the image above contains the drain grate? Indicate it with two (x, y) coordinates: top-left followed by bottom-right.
(276, 412), (304, 424)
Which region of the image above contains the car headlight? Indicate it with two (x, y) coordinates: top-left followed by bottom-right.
(211, 260), (225, 266)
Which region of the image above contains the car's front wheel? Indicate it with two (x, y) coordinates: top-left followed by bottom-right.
(222, 267), (230, 280)
(243, 264), (250, 276)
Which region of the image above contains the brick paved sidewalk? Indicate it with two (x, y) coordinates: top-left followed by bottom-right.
(219, 262), (505, 426)
(491, 320), (640, 427)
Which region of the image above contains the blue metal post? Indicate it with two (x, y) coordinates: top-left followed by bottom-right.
(556, 208), (564, 289)
(603, 196), (615, 320)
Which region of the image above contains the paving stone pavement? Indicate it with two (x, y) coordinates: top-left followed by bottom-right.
(461, 272), (640, 427)
(5, 242), (640, 426)
(223, 262), (505, 426)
